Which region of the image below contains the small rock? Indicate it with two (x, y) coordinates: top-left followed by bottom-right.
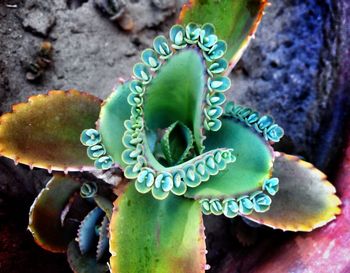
(5, 4), (18, 9)
(22, 10), (56, 37)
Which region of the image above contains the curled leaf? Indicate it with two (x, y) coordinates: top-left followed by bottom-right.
(160, 121), (194, 165)
(77, 207), (104, 255)
(28, 174), (81, 252)
(143, 49), (205, 152)
(98, 84), (132, 168)
(185, 118), (273, 199)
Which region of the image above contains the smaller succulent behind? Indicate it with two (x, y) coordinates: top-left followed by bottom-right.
(29, 175), (115, 272)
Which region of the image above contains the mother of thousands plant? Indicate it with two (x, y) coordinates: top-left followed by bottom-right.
(0, 1), (341, 272)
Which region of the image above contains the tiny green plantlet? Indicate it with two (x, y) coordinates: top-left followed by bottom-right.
(0, 1), (341, 273)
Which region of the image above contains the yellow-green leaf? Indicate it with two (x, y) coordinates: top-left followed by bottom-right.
(179, 0), (268, 70)
(109, 183), (206, 273)
(0, 90), (101, 172)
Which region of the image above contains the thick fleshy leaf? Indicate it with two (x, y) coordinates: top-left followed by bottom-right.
(109, 183), (206, 273)
(246, 153), (341, 232)
(185, 118), (273, 199)
(67, 241), (109, 273)
(28, 174), (81, 252)
(0, 90), (101, 172)
(143, 49), (205, 152)
(179, 0), (268, 70)
(98, 84), (131, 168)
(78, 207), (104, 255)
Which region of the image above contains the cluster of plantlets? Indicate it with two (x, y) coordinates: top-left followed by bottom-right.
(0, 1), (341, 272)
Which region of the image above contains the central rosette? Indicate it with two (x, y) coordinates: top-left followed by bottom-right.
(118, 25), (236, 200)
(82, 23), (280, 218)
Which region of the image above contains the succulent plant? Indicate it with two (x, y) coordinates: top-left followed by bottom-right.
(0, 1), (341, 273)
(28, 175), (115, 272)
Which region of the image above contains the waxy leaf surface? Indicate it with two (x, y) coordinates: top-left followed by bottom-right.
(179, 0), (267, 69)
(0, 90), (101, 171)
(98, 84), (131, 168)
(143, 49), (205, 152)
(185, 118), (273, 199)
(109, 183), (206, 273)
(246, 153), (341, 231)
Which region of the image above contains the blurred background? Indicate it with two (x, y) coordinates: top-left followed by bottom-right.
(0, 0), (349, 272)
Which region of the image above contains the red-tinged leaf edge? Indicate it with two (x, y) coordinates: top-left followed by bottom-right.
(249, 137), (350, 272)
(0, 90), (101, 172)
(178, 0), (268, 72)
(246, 153), (341, 232)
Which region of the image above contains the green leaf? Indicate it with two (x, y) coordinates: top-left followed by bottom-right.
(0, 90), (101, 172)
(179, 0), (268, 70)
(28, 174), (81, 253)
(246, 153), (341, 232)
(77, 207), (104, 255)
(98, 84), (132, 168)
(160, 121), (194, 165)
(185, 118), (273, 199)
(109, 183), (206, 273)
(67, 241), (109, 273)
(143, 49), (205, 152)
